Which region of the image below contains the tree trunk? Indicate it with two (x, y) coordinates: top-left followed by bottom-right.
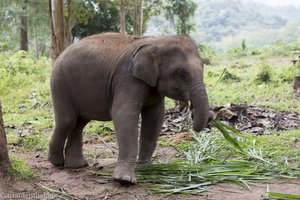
(120, 0), (126, 34)
(34, 25), (39, 58)
(133, 0), (143, 35)
(133, 0), (138, 35)
(65, 0), (73, 47)
(139, 0), (143, 35)
(20, 0), (28, 51)
(0, 104), (13, 181)
(49, 0), (65, 64)
(293, 75), (300, 92)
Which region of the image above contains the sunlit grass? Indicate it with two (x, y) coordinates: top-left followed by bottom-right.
(205, 59), (300, 112)
(10, 156), (37, 180)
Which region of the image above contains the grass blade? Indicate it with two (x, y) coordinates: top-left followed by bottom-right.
(209, 68), (227, 94)
(267, 192), (300, 199)
(212, 119), (245, 154)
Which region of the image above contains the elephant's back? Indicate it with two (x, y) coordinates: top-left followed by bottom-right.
(81, 32), (149, 46)
(51, 33), (138, 121)
(79, 32), (147, 55)
(53, 33), (135, 73)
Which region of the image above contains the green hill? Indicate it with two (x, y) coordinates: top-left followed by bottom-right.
(146, 0), (300, 50)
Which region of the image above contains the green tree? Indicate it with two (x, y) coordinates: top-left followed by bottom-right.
(72, 0), (163, 38)
(30, 0), (50, 57)
(0, 0), (50, 55)
(115, 0), (164, 35)
(242, 39), (247, 51)
(72, 0), (120, 38)
(141, 0), (163, 33)
(165, 0), (197, 35)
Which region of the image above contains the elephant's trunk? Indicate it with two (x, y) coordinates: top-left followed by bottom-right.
(190, 82), (209, 132)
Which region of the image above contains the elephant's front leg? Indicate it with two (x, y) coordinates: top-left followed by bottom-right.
(112, 101), (141, 184)
(138, 99), (165, 164)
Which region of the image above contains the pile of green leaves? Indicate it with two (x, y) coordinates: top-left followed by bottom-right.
(92, 120), (300, 195)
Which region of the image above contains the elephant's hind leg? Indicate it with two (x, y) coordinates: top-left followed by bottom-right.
(64, 117), (89, 168)
(48, 116), (77, 167)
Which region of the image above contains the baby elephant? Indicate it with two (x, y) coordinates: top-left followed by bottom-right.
(49, 33), (210, 184)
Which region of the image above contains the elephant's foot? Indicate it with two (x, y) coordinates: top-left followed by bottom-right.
(64, 155), (88, 168)
(48, 150), (64, 167)
(113, 162), (137, 185)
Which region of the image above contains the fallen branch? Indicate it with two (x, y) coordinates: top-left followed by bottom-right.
(98, 137), (118, 154)
(38, 183), (82, 200)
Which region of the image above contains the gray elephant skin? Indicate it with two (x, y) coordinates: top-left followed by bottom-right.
(49, 32), (210, 184)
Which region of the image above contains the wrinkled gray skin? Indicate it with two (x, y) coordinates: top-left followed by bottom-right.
(49, 33), (210, 184)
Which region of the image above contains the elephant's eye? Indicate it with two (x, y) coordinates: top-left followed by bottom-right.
(174, 68), (190, 82)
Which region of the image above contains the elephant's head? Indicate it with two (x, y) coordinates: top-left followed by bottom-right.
(129, 36), (210, 132)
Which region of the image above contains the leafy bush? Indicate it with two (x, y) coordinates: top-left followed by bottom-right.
(222, 70), (241, 82)
(0, 51), (50, 96)
(251, 50), (261, 56)
(256, 64), (272, 83)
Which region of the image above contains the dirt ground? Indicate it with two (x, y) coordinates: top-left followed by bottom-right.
(2, 134), (300, 200)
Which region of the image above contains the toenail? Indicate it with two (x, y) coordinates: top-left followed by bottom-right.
(122, 175), (131, 182)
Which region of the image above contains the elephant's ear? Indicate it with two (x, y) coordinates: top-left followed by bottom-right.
(129, 44), (159, 87)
